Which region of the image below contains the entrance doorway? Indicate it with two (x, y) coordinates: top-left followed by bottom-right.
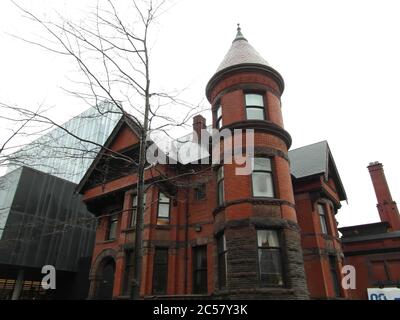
(96, 258), (115, 299)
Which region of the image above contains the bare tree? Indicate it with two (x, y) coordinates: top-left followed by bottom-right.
(0, 102), (48, 171)
(2, 0), (208, 299)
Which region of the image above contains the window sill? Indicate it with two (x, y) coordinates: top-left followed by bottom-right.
(96, 239), (117, 244)
(252, 195), (275, 198)
(155, 224), (171, 230)
(321, 233), (341, 241)
(194, 197), (207, 202)
(122, 227), (136, 233)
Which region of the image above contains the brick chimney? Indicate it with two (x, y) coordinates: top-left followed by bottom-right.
(192, 115), (206, 143)
(368, 161), (400, 231)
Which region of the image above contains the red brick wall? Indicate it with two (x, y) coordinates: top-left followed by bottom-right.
(109, 125), (139, 151)
(294, 175), (347, 299)
(342, 247), (400, 299)
(210, 73), (284, 130)
(209, 71), (281, 105)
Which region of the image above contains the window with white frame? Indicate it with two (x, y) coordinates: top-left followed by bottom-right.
(245, 93), (265, 120)
(317, 203), (329, 235)
(257, 229), (284, 287)
(131, 192), (147, 228)
(215, 104), (223, 129)
(157, 192), (170, 224)
(252, 157), (274, 197)
(106, 213), (118, 240)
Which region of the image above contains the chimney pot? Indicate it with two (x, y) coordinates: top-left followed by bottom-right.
(368, 161), (400, 231)
(192, 115), (206, 143)
(368, 161), (381, 167)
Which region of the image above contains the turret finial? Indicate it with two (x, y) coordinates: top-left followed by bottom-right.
(233, 23), (247, 42)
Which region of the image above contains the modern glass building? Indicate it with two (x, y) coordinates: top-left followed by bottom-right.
(0, 102), (121, 299)
(5, 102), (122, 183)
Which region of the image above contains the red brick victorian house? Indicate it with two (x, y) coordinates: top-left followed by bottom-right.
(339, 162), (400, 299)
(76, 27), (348, 300)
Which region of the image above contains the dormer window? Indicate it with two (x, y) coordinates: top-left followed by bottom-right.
(215, 104), (223, 129)
(245, 93), (265, 120)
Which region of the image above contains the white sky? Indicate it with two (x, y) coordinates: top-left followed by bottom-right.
(0, 0), (399, 228)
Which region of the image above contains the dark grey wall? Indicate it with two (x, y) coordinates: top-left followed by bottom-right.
(0, 167), (96, 272)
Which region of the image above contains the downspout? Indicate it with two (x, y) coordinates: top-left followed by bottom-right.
(184, 185), (190, 294)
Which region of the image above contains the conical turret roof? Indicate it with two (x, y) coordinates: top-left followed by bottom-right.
(206, 25), (284, 101)
(215, 25), (270, 73)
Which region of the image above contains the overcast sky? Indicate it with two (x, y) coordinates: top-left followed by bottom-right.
(0, 0), (399, 228)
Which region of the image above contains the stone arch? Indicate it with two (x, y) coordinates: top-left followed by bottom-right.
(88, 248), (117, 300)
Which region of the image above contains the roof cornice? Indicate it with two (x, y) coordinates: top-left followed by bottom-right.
(205, 63), (285, 102)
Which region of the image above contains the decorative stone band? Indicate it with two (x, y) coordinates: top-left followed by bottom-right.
(220, 120), (292, 149)
(206, 63), (285, 101)
(210, 82), (281, 106)
(213, 197), (296, 216)
(302, 247), (344, 258)
(213, 287), (301, 299)
(342, 246), (400, 256)
(141, 220), (214, 230)
(141, 239), (214, 250)
(302, 232), (342, 243)
(214, 216), (301, 236)
(215, 145), (289, 163)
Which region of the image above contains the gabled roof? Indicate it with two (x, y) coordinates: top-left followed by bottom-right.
(75, 115), (142, 193)
(288, 140), (347, 201)
(289, 141), (329, 179)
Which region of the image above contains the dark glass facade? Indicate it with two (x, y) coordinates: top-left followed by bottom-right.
(0, 167), (95, 271)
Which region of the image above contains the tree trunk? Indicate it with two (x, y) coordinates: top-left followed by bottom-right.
(132, 74), (150, 299)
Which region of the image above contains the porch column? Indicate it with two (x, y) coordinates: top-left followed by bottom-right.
(11, 269), (24, 300)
